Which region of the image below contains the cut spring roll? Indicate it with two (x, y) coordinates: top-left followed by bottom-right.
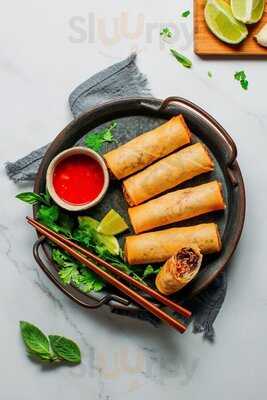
(129, 180), (225, 234)
(103, 115), (191, 180)
(155, 247), (203, 295)
(123, 142), (214, 206)
(124, 223), (221, 265)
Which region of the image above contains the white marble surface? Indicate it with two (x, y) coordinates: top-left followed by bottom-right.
(1, 0), (267, 398)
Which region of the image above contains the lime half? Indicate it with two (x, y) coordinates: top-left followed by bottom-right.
(205, 0), (248, 44)
(97, 209), (128, 235)
(231, 0), (265, 24)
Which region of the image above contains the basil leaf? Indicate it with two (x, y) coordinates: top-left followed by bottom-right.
(49, 335), (81, 364)
(16, 192), (43, 205)
(170, 49), (192, 68)
(20, 321), (52, 359)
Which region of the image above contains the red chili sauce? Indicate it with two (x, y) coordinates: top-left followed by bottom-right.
(53, 154), (105, 205)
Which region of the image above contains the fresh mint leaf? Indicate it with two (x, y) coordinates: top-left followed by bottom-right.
(49, 335), (81, 364)
(20, 321), (53, 361)
(160, 27), (173, 39)
(170, 49), (192, 68)
(181, 10), (190, 17)
(84, 122), (117, 152)
(20, 321), (82, 365)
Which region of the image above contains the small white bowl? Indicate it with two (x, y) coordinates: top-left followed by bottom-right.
(46, 147), (109, 211)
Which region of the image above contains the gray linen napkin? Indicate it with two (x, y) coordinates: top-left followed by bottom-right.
(5, 53), (226, 340)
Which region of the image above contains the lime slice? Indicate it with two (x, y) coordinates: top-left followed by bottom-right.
(231, 0), (265, 24)
(78, 216), (120, 255)
(205, 0), (248, 44)
(97, 209), (128, 235)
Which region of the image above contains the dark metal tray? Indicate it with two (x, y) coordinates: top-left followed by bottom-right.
(33, 96), (245, 312)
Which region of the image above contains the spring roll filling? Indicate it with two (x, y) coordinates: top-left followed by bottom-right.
(173, 248), (200, 279)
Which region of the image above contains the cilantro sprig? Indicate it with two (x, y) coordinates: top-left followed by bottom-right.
(234, 70), (248, 91)
(84, 122), (117, 152)
(160, 27), (173, 39)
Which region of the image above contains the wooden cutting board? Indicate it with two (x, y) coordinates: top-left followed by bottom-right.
(194, 0), (267, 56)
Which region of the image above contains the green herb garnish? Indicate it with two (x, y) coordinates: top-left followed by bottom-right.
(20, 321), (81, 364)
(84, 122), (117, 152)
(16, 190), (155, 289)
(52, 248), (105, 292)
(208, 71), (213, 78)
(170, 49), (192, 68)
(160, 27), (173, 39)
(234, 70), (248, 91)
(16, 191), (51, 206)
(181, 10), (190, 18)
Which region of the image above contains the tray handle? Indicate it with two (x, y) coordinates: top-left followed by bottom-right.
(33, 236), (130, 309)
(140, 96), (238, 186)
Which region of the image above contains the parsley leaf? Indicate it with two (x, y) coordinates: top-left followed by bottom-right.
(160, 27), (173, 39)
(84, 122), (117, 152)
(234, 70), (248, 90)
(181, 10), (190, 18)
(170, 49), (192, 68)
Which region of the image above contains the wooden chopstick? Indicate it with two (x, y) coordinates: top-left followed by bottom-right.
(27, 216), (191, 319)
(27, 217), (190, 333)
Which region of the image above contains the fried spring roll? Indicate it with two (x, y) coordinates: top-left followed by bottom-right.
(123, 143), (214, 206)
(124, 223), (221, 265)
(103, 115), (191, 180)
(156, 247), (203, 295)
(129, 180), (225, 234)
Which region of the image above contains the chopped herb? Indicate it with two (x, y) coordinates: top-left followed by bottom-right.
(160, 27), (173, 39)
(20, 321), (81, 364)
(234, 70), (248, 90)
(241, 79), (248, 90)
(181, 10), (190, 18)
(84, 122), (117, 152)
(170, 49), (192, 68)
(208, 71), (213, 78)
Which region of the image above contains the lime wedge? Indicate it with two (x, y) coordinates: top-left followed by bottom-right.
(78, 216), (120, 255)
(205, 0), (248, 44)
(97, 209), (128, 235)
(98, 234), (120, 256)
(231, 0), (265, 24)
